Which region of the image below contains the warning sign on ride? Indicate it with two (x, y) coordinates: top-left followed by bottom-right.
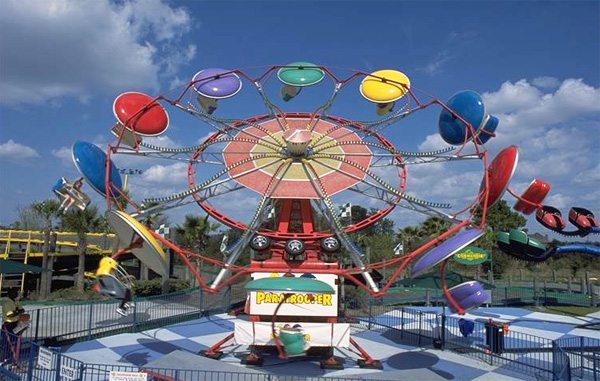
(248, 273), (338, 317)
(109, 371), (148, 381)
(37, 347), (54, 370)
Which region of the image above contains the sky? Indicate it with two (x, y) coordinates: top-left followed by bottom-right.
(0, 0), (599, 237)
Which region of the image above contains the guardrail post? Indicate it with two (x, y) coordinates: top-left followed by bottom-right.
(199, 287), (205, 316)
(367, 298), (372, 330)
(132, 303), (138, 332)
(54, 352), (62, 381)
(400, 307), (404, 340)
(87, 302), (94, 341)
(34, 309), (40, 342)
(77, 362), (84, 380)
(26, 342), (35, 381)
(418, 311), (422, 346)
(441, 313), (446, 349)
(580, 336), (585, 379)
(593, 351), (598, 381)
(489, 329), (494, 366)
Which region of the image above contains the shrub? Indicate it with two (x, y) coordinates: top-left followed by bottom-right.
(132, 278), (191, 297)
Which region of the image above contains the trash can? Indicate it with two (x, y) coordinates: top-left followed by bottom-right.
(485, 320), (504, 354)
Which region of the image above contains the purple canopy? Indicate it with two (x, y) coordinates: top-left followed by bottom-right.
(445, 281), (487, 313)
(411, 228), (484, 278)
(192, 68), (242, 99)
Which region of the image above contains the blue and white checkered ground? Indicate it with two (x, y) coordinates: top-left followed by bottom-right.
(61, 307), (600, 380)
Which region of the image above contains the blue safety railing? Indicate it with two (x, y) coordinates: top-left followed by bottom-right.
(357, 305), (598, 380)
(2, 288), (598, 380)
(2, 332), (398, 381)
(23, 285), (246, 345)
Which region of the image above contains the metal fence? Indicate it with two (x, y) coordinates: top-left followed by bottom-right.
(554, 336), (600, 380)
(364, 285), (597, 307)
(357, 305), (599, 380)
(1, 333), (398, 381)
(2, 288), (598, 380)
(24, 285), (247, 345)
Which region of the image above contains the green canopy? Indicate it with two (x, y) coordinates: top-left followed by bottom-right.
(277, 62), (325, 87)
(245, 277), (334, 294)
(393, 270), (494, 289)
(0, 259), (47, 274)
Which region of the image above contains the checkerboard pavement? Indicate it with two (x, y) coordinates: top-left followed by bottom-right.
(60, 308), (599, 380)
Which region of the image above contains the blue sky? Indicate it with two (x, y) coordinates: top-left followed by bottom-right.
(1, 0), (599, 235)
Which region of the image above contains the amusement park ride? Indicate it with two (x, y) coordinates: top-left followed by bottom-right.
(53, 63), (599, 369)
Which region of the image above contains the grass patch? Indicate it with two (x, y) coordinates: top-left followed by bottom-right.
(524, 305), (600, 317)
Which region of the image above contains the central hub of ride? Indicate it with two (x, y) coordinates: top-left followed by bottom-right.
(282, 128), (313, 157)
(222, 116), (372, 199)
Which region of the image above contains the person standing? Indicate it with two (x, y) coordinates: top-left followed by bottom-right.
(2, 288), (24, 334)
(2, 288), (25, 365)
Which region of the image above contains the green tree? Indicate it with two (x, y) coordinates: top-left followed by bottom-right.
(31, 199), (61, 298)
(12, 205), (45, 230)
(474, 200), (527, 232)
(397, 225), (421, 253)
(419, 217), (451, 241)
(397, 217), (451, 254)
(59, 206), (104, 291)
(175, 215), (220, 253)
(140, 201), (169, 230)
(174, 215), (221, 282)
(473, 200), (527, 275)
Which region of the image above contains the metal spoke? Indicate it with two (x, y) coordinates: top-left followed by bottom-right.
(311, 153), (452, 209)
(143, 152), (284, 205)
(211, 159), (293, 289)
(309, 106), (413, 148)
(301, 160), (380, 292)
(177, 101), (286, 147)
(310, 156), (401, 199)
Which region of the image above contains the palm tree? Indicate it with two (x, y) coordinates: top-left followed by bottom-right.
(59, 206), (104, 291)
(175, 215), (219, 253)
(140, 201), (168, 231)
(418, 217), (451, 241)
(32, 199), (60, 298)
(397, 225), (421, 253)
(174, 214), (220, 284)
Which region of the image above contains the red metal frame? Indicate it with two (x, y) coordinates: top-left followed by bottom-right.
(98, 64), (499, 367)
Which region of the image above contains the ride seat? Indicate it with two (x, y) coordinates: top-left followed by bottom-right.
(536, 206), (566, 231)
(569, 207), (599, 230)
(97, 274), (129, 300)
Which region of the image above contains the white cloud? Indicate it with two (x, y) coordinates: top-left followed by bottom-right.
(417, 50), (453, 75)
(413, 78), (600, 229)
(144, 135), (180, 148)
(482, 79), (542, 114)
(532, 76), (561, 90)
(486, 79), (600, 145)
(51, 146), (73, 166)
(574, 162), (600, 184)
(0, 0), (195, 106)
(0, 140), (40, 159)
(141, 162), (188, 185)
(418, 133), (447, 152)
(544, 193), (573, 210)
